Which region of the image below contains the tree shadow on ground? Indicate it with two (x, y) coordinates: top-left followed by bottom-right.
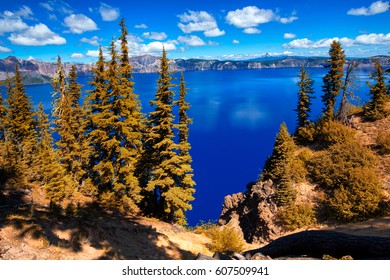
(0, 189), (196, 260)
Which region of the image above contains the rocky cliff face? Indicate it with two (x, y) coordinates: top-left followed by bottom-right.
(218, 180), (282, 244)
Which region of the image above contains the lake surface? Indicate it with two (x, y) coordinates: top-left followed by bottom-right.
(21, 68), (376, 226)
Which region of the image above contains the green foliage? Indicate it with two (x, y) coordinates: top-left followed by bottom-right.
(4, 66), (37, 182)
(295, 122), (316, 144)
(261, 123), (297, 206)
(36, 103), (73, 203)
(309, 139), (385, 222)
(321, 40), (346, 120)
(277, 204), (317, 231)
(295, 66), (315, 132)
(364, 60), (389, 121)
(145, 49), (195, 224)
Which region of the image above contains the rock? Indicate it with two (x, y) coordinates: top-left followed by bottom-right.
(212, 252), (233, 260)
(218, 180), (282, 243)
(250, 252), (272, 260)
(195, 253), (215, 260)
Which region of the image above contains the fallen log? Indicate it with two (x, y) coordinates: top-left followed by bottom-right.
(243, 230), (390, 260)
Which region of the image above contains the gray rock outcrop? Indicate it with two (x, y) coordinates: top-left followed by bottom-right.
(218, 180), (282, 243)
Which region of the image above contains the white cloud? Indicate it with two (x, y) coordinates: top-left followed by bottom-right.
(279, 15), (298, 24)
(0, 18), (28, 35)
(178, 35), (206, 46)
(142, 32), (167, 40)
(355, 33), (390, 44)
(135, 23), (148, 29)
(243, 27), (261, 34)
(284, 33), (296, 39)
(178, 10), (225, 37)
(0, 46), (11, 53)
(283, 33), (390, 49)
(226, 6), (275, 28)
(40, 1), (73, 15)
(26, 56), (34, 60)
(80, 36), (102, 46)
(145, 41), (177, 53)
(232, 39), (240, 44)
(71, 53), (84, 58)
(99, 3), (120, 21)
(347, 1), (389, 16)
(64, 14), (98, 34)
(8, 23), (66, 46)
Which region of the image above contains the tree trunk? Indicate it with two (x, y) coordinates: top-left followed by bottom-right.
(243, 230), (390, 260)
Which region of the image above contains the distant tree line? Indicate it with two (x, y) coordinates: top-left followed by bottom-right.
(0, 19), (195, 225)
(261, 41), (389, 226)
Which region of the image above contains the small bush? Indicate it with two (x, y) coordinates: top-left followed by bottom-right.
(193, 221), (247, 253)
(295, 123), (316, 144)
(315, 120), (356, 148)
(377, 132), (390, 154)
(277, 203), (317, 231)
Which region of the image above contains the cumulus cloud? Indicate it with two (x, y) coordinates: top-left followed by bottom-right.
(3, 5), (34, 20)
(226, 6), (297, 33)
(8, 23), (66, 46)
(283, 33), (390, 49)
(70, 53), (84, 58)
(178, 35), (206, 46)
(232, 39), (240, 44)
(347, 1), (389, 16)
(80, 36), (102, 46)
(284, 33), (296, 39)
(226, 6), (274, 28)
(142, 32), (167, 40)
(123, 35), (177, 55)
(0, 46), (12, 53)
(99, 3), (120, 21)
(64, 14), (98, 34)
(355, 33), (390, 44)
(178, 10), (225, 37)
(135, 23), (148, 29)
(243, 27), (261, 34)
(0, 18), (28, 35)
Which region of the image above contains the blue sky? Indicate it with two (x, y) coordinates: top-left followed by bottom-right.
(0, 0), (389, 62)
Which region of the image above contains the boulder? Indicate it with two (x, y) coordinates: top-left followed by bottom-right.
(218, 180), (282, 243)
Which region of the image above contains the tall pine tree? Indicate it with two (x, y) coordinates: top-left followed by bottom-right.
(53, 62), (86, 186)
(364, 59), (389, 121)
(146, 48), (191, 223)
(6, 65), (37, 182)
(36, 103), (72, 203)
(321, 40), (345, 120)
(295, 66), (315, 131)
(261, 122), (296, 206)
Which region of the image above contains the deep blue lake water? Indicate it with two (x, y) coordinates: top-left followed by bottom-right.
(19, 68), (377, 225)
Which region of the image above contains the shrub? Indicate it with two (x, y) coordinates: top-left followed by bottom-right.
(295, 123), (316, 144)
(277, 203), (317, 231)
(193, 221), (247, 253)
(309, 140), (384, 222)
(327, 167), (385, 222)
(315, 120), (356, 148)
(377, 132), (390, 154)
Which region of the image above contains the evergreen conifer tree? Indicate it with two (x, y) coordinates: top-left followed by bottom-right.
(146, 49), (191, 223)
(169, 73), (196, 224)
(53, 62), (86, 186)
(364, 59), (389, 121)
(295, 66), (315, 131)
(321, 40), (345, 120)
(6, 65), (37, 182)
(261, 122), (296, 206)
(36, 103), (72, 203)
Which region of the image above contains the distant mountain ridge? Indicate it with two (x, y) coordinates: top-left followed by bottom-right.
(0, 55), (388, 85)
